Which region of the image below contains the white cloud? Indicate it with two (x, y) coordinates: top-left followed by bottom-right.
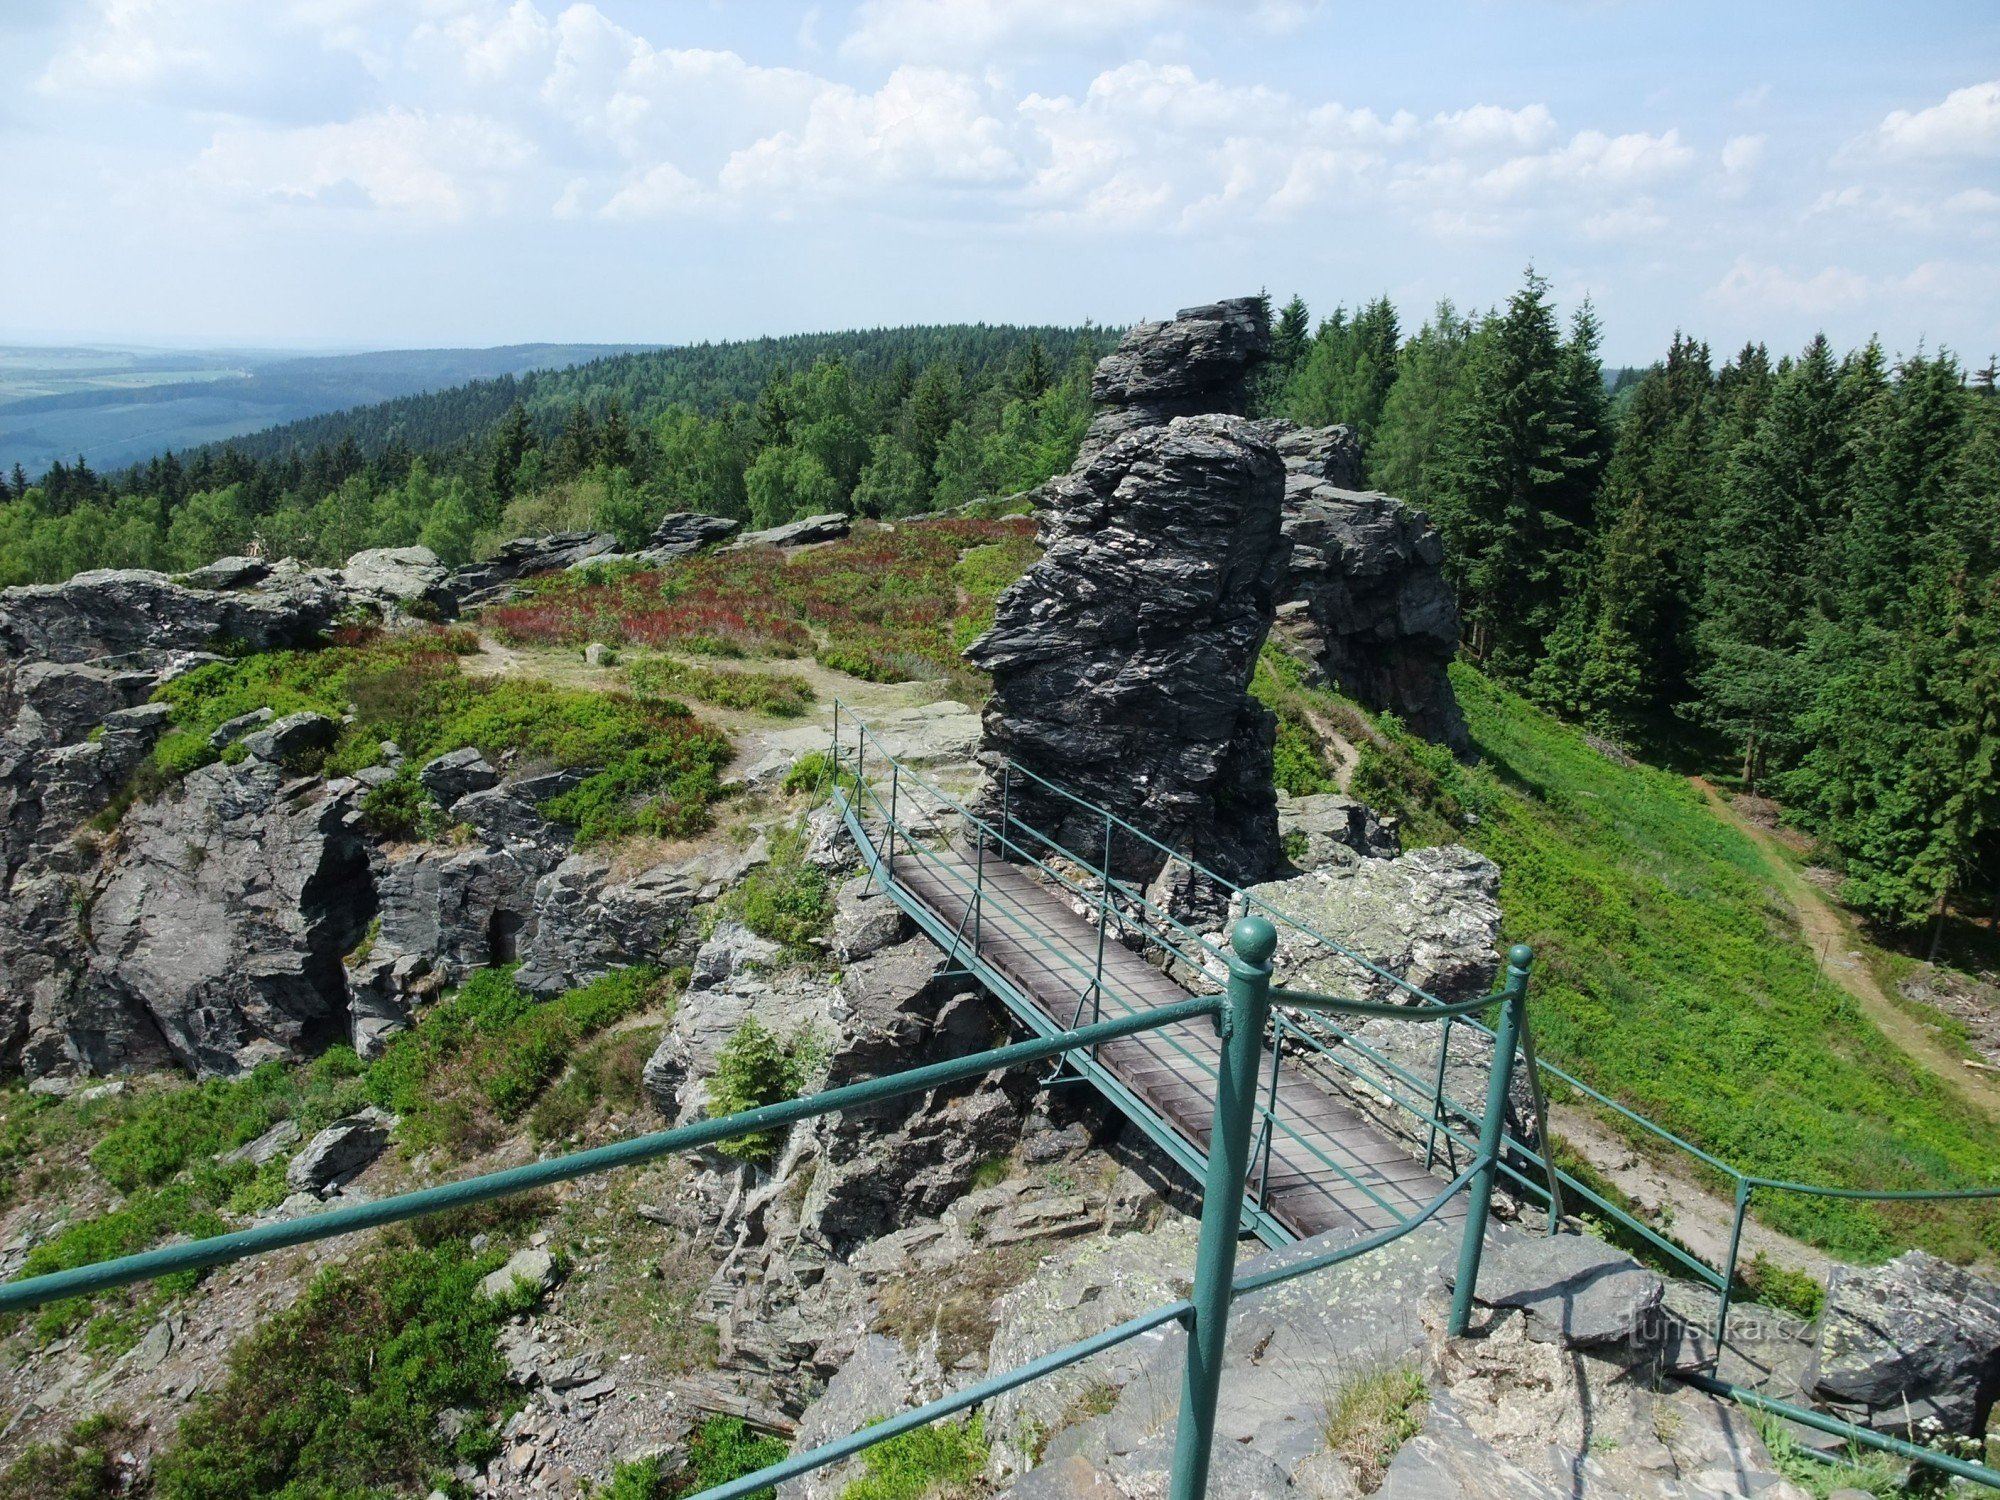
(717, 67), (1021, 207)
(841, 0), (1176, 65)
(1429, 103), (1557, 154)
(1878, 80), (2000, 158)
(195, 106), (532, 219)
(1721, 133), (1765, 175)
(1707, 258), (1872, 317)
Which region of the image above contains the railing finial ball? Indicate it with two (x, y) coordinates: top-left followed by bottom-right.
(1231, 915), (1278, 967)
(1508, 943), (1534, 971)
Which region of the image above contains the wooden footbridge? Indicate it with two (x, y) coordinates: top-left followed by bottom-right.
(829, 704), (1495, 1248)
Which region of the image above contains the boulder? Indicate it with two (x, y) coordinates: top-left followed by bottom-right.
(731, 512), (851, 549)
(286, 1108), (393, 1196)
(450, 769), (588, 850)
(6, 660), (156, 744)
(179, 555), (271, 590)
(1245, 845), (1503, 1004)
(418, 747), (500, 806)
(513, 853), (698, 996)
(480, 1248), (559, 1302)
(1276, 789), (1398, 872)
(1808, 1250), (2000, 1436)
(688, 921), (783, 993)
(341, 545), (455, 615)
(238, 710), (336, 766)
(777, 1335), (945, 1500)
(208, 706), (273, 750)
(444, 532), (618, 605)
(830, 875), (910, 962)
(1254, 417), (1364, 488)
(648, 512), (742, 556)
(1272, 478), (1468, 750)
(968, 411), (1288, 892)
(1459, 1228), (1664, 1348)
(223, 1118), (301, 1166)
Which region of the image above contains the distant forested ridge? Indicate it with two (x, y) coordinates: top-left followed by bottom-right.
(1, 292), (1994, 939)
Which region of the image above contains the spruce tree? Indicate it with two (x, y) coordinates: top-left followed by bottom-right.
(1371, 300), (1473, 506)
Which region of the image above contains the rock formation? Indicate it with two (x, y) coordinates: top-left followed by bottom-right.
(1808, 1250), (2000, 1437)
(968, 299), (1288, 890)
(1268, 446), (1470, 750)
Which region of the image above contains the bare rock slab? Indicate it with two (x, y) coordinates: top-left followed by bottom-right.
(1808, 1249), (2000, 1436)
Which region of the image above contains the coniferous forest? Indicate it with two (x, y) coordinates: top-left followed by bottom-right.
(1, 280), (1995, 941)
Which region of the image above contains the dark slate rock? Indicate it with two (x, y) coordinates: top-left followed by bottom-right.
(513, 853), (698, 996)
(1252, 416), (1365, 488)
(444, 532), (618, 605)
(239, 710), (337, 766)
(1808, 1250), (2000, 1437)
(287, 1107), (393, 1196)
(179, 555), (271, 590)
(8, 661), (156, 745)
(1271, 476), (1468, 750)
(208, 706), (274, 750)
(731, 512), (850, 549)
(1460, 1227), (1665, 1349)
(0, 564), (341, 665)
(1074, 297), (1271, 465)
(418, 747), (499, 806)
(967, 411), (1287, 891)
(830, 874), (910, 962)
(28, 758), (375, 1078)
(648, 512), (742, 556)
(450, 769), (588, 850)
(341, 545), (456, 615)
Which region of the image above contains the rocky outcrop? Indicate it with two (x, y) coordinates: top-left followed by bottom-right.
(1075, 297), (1271, 464)
(1271, 466), (1469, 750)
(287, 1107), (394, 1196)
(513, 854), (699, 997)
(648, 512), (742, 557)
(1254, 417), (1364, 488)
(729, 513), (851, 550)
(0, 560), (341, 666)
(1808, 1250), (2000, 1437)
(341, 545), (456, 617)
(969, 408), (1288, 891)
(1275, 789), (1398, 873)
(445, 532), (618, 606)
(17, 757), (376, 1079)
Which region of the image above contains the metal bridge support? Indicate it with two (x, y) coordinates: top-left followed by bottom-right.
(1169, 915), (1276, 1500)
(1447, 943), (1534, 1336)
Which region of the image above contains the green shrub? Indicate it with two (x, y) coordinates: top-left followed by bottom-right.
(707, 1018), (818, 1166)
(628, 654), (816, 718)
(150, 1234), (530, 1500)
(837, 1415), (987, 1500)
(366, 966), (666, 1157)
(726, 818), (833, 952)
(667, 1417), (788, 1499)
(89, 1065), (295, 1192)
(1738, 1252), (1826, 1320)
(530, 1025), (665, 1144)
(0, 1411), (145, 1500)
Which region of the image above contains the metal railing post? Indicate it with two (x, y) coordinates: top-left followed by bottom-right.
(1517, 1014), (1564, 1231)
(1094, 810), (1113, 1033)
(1713, 1178), (1752, 1350)
(1256, 1017), (1282, 1209)
(1424, 1015), (1454, 1170)
(1169, 916), (1276, 1500)
(886, 763), (900, 877)
(1448, 944), (1532, 1336)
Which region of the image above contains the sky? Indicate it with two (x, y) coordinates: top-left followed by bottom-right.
(2, 0), (1997, 365)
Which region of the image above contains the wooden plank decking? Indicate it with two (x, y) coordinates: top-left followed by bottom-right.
(878, 838), (1460, 1240)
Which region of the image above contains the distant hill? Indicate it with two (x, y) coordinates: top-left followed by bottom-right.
(0, 343), (659, 474)
(192, 324), (1109, 468)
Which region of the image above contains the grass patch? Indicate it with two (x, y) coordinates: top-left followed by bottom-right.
(1447, 663), (2000, 1263)
(838, 1415), (987, 1500)
(664, 1417), (789, 1499)
(1752, 1413), (1907, 1499)
(627, 654), (816, 718)
(872, 1240), (1051, 1369)
(138, 627), (730, 846)
(1322, 1365), (1427, 1491)
(488, 516), (1038, 698)
(367, 965), (672, 1157)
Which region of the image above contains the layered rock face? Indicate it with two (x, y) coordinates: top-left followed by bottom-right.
(968, 301), (1288, 888)
(1260, 418), (1469, 750)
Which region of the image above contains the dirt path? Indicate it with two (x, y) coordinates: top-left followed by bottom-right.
(1691, 776), (2000, 1120)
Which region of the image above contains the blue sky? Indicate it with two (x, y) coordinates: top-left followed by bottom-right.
(2, 1), (1996, 365)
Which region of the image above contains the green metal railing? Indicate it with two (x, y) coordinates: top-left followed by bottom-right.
(826, 705), (2000, 1491)
(0, 917), (1518, 1500)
